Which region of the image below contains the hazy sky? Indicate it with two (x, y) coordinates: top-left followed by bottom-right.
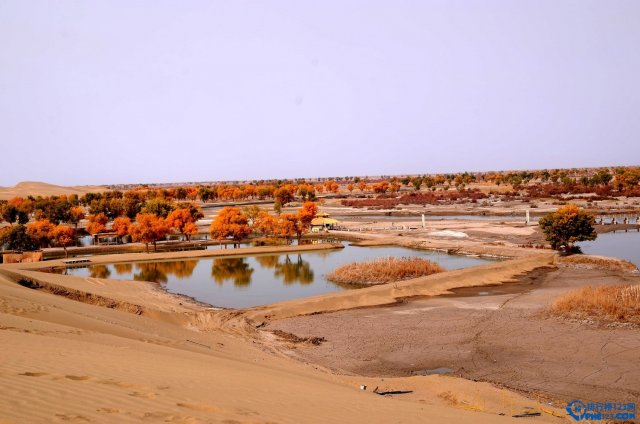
(1, 1), (639, 186)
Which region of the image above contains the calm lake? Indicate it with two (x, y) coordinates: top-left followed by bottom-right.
(579, 230), (640, 267)
(53, 244), (493, 308)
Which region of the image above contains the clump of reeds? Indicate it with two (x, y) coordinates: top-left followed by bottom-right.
(550, 285), (640, 326)
(326, 257), (445, 286)
(558, 255), (638, 272)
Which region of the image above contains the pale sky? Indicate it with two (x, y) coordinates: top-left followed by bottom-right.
(1, 0), (639, 186)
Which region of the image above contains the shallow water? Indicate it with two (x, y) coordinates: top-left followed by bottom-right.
(578, 230), (640, 267)
(54, 244), (493, 308)
(411, 367), (454, 376)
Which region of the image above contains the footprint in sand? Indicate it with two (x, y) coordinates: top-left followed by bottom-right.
(19, 371), (49, 377)
(96, 407), (120, 414)
(176, 403), (225, 414)
(98, 379), (142, 389)
(141, 411), (197, 423)
(54, 413), (91, 422)
(129, 391), (157, 399)
(65, 375), (91, 381)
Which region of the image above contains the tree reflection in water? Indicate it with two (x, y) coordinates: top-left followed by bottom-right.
(255, 255), (280, 269)
(256, 254), (314, 285)
(89, 265), (111, 279)
(211, 258), (254, 286)
(113, 263), (133, 274)
(133, 260), (197, 284)
(274, 254), (314, 285)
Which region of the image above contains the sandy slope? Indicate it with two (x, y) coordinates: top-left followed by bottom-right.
(0, 181), (105, 200)
(0, 247), (567, 423)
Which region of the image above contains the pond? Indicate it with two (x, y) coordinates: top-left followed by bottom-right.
(51, 244), (494, 309)
(578, 230), (640, 267)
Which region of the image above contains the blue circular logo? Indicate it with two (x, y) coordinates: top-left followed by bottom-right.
(567, 400), (587, 421)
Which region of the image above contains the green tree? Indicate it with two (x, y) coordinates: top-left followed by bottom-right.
(141, 198), (176, 219)
(0, 225), (39, 251)
(538, 205), (596, 253)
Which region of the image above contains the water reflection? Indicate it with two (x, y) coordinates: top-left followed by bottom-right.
(113, 263), (133, 274)
(89, 265), (111, 279)
(274, 255), (314, 285)
(48, 244), (494, 309)
(133, 260), (198, 283)
(211, 258), (254, 286)
(254, 255), (314, 284)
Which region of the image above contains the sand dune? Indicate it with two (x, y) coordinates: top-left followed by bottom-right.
(0, 181), (105, 200)
(0, 247), (566, 423)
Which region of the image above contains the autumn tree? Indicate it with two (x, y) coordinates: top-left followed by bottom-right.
(209, 207), (251, 247)
(297, 201), (317, 232)
(538, 205), (597, 254)
(129, 213), (170, 253)
(274, 214), (297, 244)
(166, 207), (201, 241)
(68, 206), (85, 229)
(112, 216), (132, 243)
(26, 219), (56, 248)
(372, 181), (389, 193)
(252, 211), (277, 237)
(274, 185), (296, 206)
(242, 205), (262, 226)
(51, 225), (76, 258)
(85, 213), (109, 235)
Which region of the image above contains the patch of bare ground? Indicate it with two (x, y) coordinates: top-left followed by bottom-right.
(326, 257), (445, 287)
(550, 285), (640, 327)
(267, 266), (640, 403)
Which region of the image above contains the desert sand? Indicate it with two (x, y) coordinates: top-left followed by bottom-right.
(0, 181), (105, 200)
(0, 241), (573, 423)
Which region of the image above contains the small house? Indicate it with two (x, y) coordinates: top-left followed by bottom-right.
(310, 212), (339, 233)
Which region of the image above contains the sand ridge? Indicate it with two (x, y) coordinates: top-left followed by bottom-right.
(0, 181), (106, 200)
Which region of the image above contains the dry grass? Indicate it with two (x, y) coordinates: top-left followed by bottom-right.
(550, 285), (640, 326)
(558, 255), (638, 272)
(326, 257), (445, 286)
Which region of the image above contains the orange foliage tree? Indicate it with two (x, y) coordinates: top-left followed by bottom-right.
(85, 213), (108, 235)
(51, 225), (76, 257)
(129, 213), (170, 253)
(112, 216), (132, 242)
(166, 207), (201, 241)
(68, 206), (85, 229)
(296, 201), (317, 239)
(274, 214), (297, 243)
(209, 207), (251, 247)
(252, 211), (277, 237)
(274, 185), (296, 206)
(26, 219), (56, 248)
